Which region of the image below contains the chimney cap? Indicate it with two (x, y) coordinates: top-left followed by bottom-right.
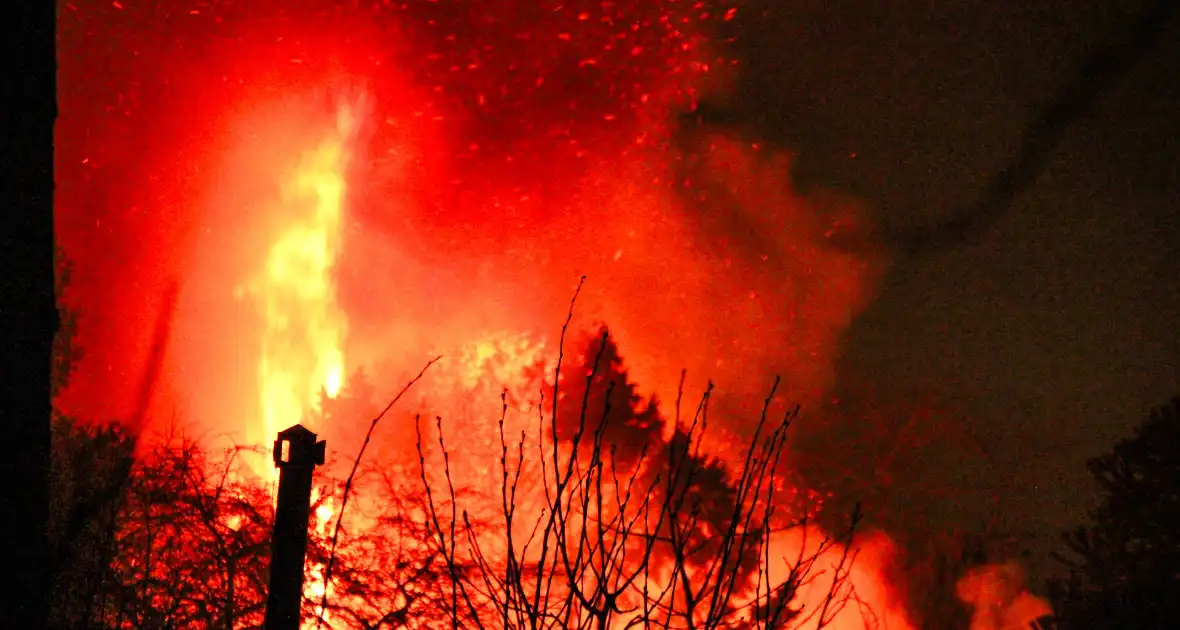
(276, 424), (318, 441)
(273, 424), (326, 468)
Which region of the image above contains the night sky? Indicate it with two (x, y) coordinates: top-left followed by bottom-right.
(727, 0), (1179, 579)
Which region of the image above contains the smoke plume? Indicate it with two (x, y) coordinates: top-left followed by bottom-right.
(57, 0), (882, 444)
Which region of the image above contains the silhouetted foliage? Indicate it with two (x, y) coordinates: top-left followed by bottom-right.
(46, 303), (466, 630)
(553, 326), (665, 470)
(47, 419), (137, 628)
(48, 404), (469, 629)
(554, 328), (767, 583)
(48, 247), (136, 628)
(49, 275), (868, 628)
(414, 326), (865, 629)
(1051, 396), (1180, 630)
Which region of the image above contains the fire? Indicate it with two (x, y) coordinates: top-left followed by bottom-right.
(238, 101), (361, 478)
(55, 1), (952, 627)
(307, 489), (338, 628)
(957, 562), (1053, 630)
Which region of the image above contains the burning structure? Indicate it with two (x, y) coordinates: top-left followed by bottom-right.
(52, 0), (1050, 627)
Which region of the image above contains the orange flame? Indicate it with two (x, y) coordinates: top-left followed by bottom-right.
(957, 562), (1053, 630)
(306, 489), (338, 628)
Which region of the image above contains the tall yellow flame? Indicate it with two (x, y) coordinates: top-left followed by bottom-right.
(243, 101), (358, 475)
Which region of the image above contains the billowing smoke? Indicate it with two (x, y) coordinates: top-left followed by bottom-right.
(956, 562), (1054, 630)
(56, 0), (881, 445)
(56, 0), (900, 626)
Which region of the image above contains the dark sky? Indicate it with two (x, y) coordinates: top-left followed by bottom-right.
(726, 0), (1179, 576)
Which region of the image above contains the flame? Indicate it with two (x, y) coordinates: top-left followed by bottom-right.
(306, 490), (337, 629)
(57, 3), (922, 626)
(957, 562), (1053, 630)
(239, 100), (360, 477)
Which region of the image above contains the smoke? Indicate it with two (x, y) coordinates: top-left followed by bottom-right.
(56, 0), (881, 441)
(66, 1), (887, 442)
(342, 128), (882, 410)
(52, 1), (919, 626)
(956, 562), (1053, 630)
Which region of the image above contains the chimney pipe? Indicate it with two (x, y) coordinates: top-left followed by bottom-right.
(263, 424), (326, 630)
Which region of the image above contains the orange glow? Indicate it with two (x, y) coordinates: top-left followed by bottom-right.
(957, 562), (1053, 630)
(55, 2), (933, 627)
(306, 489), (338, 629)
(768, 529), (914, 629)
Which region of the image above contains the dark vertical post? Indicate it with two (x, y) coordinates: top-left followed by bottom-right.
(264, 424), (326, 630)
(1, 0), (55, 626)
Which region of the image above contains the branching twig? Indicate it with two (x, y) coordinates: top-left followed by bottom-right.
(316, 355), (442, 629)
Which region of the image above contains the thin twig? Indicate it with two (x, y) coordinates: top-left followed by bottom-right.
(315, 355), (442, 629)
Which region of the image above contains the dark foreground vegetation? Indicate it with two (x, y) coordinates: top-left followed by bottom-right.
(1048, 396), (1180, 630)
(48, 325), (872, 629)
(45, 251), (1180, 630)
(45, 256), (1180, 629)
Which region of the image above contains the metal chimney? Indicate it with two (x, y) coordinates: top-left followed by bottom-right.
(263, 424), (326, 630)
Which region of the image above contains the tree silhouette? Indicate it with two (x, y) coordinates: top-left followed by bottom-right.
(552, 326), (666, 471)
(414, 326), (864, 629)
(1052, 396), (1180, 629)
(46, 246), (138, 628)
